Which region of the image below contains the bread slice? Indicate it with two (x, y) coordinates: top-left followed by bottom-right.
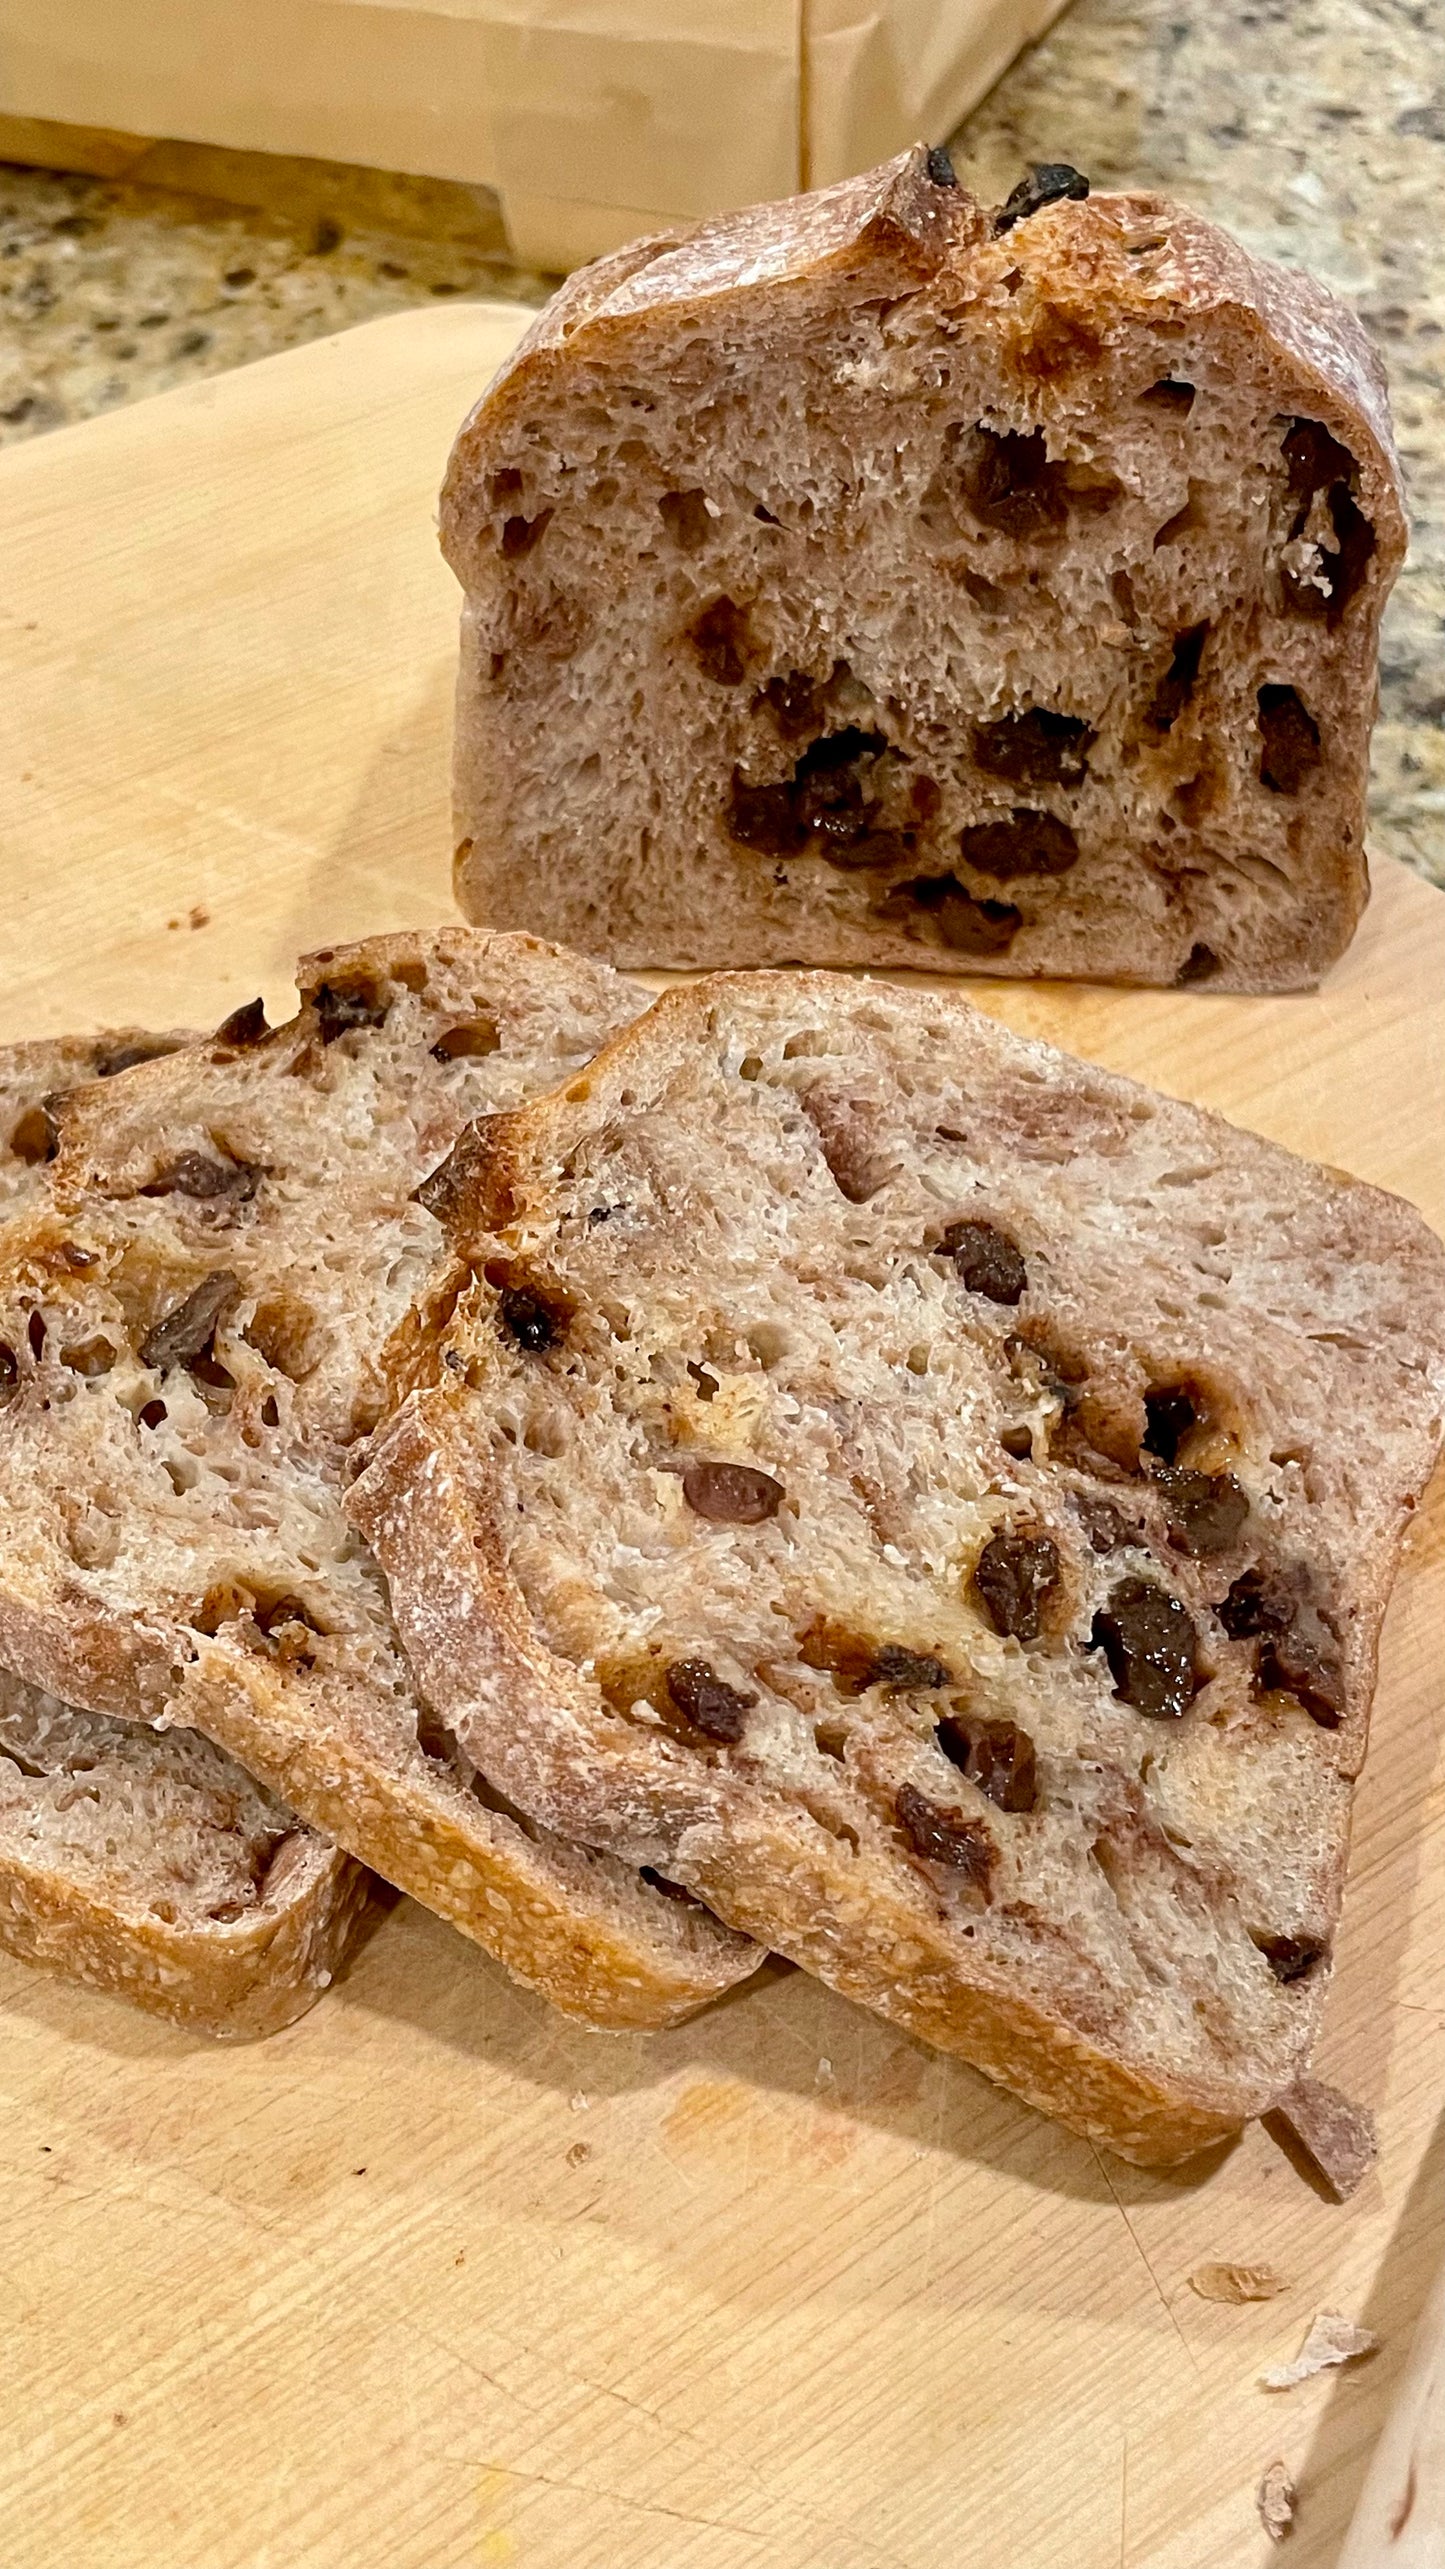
(443, 147), (1405, 991)
(0, 1662), (375, 2038)
(350, 973), (1445, 2160)
(0, 934), (758, 2029)
(0, 1026), (374, 2037)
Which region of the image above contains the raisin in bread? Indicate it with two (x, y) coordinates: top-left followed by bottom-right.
(0, 1028), (372, 2037)
(0, 934), (758, 2029)
(444, 147), (1405, 991)
(350, 974), (1445, 2162)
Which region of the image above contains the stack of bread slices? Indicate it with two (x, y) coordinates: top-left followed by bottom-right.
(1, 150), (1441, 2171)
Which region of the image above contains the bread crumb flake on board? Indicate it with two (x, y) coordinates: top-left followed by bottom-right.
(1257, 2459), (1297, 2543)
(1264, 2078), (1379, 2201)
(1260, 2311), (1379, 2390)
(1191, 2262), (1288, 2304)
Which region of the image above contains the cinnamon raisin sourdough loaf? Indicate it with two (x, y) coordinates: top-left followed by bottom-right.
(0, 1029), (371, 2035)
(351, 974), (1445, 2160)
(444, 147), (1405, 989)
(0, 936), (758, 2029)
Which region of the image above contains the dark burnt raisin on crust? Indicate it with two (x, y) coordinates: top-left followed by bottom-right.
(939, 1216), (1028, 1305)
(1154, 1465), (1249, 1556)
(881, 874), (1022, 954)
(936, 1712), (1039, 1812)
(926, 144), (959, 188)
(682, 1460), (786, 1524)
(664, 1657), (756, 1744)
(895, 1782), (997, 1884)
(1092, 1576), (1199, 1718)
(312, 979), (392, 1044)
(212, 997), (269, 1048)
(138, 1269), (240, 1372)
(992, 162), (1090, 235)
(1253, 1931), (1327, 1984)
(972, 710), (1094, 787)
(960, 810), (1079, 881)
(141, 1151), (259, 1204)
(1257, 685), (1322, 794)
(972, 1528), (1060, 1641)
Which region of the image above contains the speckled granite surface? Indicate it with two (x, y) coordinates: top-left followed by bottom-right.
(0, 0), (1441, 885)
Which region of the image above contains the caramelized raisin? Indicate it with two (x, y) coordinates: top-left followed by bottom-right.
(895, 1782), (997, 1884)
(664, 1658), (756, 1743)
(1092, 1577), (1199, 1719)
(1155, 1466), (1249, 1556)
(1259, 1607), (1344, 1727)
(141, 1151), (259, 1203)
(936, 1713), (1039, 1812)
(973, 709), (1093, 787)
(1073, 1493), (1129, 1553)
(973, 1529), (1060, 1641)
(212, 997), (269, 1047)
(799, 1619), (948, 1696)
(312, 980), (391, 1043)
(940, 1217), (1027, 1304)
(682, 1461), (786, 1524)
(960, 810), (1079, 880)
(138, 1270), (239, 1372)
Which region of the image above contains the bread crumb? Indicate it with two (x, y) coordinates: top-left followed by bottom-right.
(189, 904), (210, 930)
(1257, 2459), (1296, 2542)
(1260, 2311), (1378, 2390)
(569, 2090), (591, 2113)
(566, 2140), (591, 2167)
(1265, 2079), (1378, 2202)
(1191, 2262), (1288, 2304)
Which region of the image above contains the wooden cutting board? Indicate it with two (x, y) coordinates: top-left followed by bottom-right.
(1, 304), (1443, 2569)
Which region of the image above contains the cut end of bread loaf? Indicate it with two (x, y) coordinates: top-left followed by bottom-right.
(0, 939), (759, 2033)
(0, 1664), (374, 2038)
(445, 147), (1404, 990)
(351, 973), (1445, 2161)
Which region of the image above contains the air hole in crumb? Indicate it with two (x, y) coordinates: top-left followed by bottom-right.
(657, 488), (712, 550)
(1141, 377), (1196, 413)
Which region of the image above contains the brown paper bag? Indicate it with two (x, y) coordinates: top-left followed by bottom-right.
(0, 0), (1073, 270)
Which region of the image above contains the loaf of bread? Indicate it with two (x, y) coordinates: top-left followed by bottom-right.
(0, 1030), (373, 2036)
(351, 973), (1445, 2161)
(443, 147), (1405, 990)
(0, 936), (758, 2029)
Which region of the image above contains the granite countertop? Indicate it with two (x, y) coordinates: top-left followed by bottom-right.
(0, 0), (1440, 886)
